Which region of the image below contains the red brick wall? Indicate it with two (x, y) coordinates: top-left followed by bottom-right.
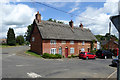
(30, 25), (42, 55)
(103, 41), (118, 50)
(42, 40), (97, 56)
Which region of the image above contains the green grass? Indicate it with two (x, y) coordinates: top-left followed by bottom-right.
(25, 50), (42, 58)
(0, 45), (16, 48)
(0, 44), (23, 48)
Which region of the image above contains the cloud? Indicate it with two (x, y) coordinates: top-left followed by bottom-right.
(1, 2), (36, 38)
(75, 0), (119, 37)
(69, 8), (79, 13)
(45, 2), (66, 8)
(68, 2), (79, 13)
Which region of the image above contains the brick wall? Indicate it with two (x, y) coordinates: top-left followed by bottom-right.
(30, 25), (42, 55)
(42, 40), (97, 56)
(103, 41), (118, 50)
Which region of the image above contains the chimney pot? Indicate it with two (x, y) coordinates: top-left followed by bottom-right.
(69, 20), (74, 28)
(35, 11), (41, 23)
(79, 23), (83, 29)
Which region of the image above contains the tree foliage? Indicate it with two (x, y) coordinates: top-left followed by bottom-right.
(7, 28), (16, 46)
(24, 24), (33, 42)
(95, 33), (118, 42)
(16, 35), (25, 45)
(47, 18), (64, 24)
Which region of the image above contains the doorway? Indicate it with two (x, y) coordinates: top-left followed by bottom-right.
(65, 47), (68, 58)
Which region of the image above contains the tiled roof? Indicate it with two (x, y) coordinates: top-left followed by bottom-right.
(34, 19), (97, 41)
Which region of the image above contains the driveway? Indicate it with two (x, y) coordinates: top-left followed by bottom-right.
(1, 46), (117, 79)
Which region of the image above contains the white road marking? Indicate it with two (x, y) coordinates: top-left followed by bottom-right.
(8, 54), (15, 57)
(16, 65), (24, 67)
(27, 72), (42, 78)
(57, 59), (63, 61)
(63, 69), (69, 71)
(107, 70), (117, 78)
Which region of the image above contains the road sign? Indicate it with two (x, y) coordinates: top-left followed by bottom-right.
(110, 15), (120, 32)
(110, 15), (120, 80)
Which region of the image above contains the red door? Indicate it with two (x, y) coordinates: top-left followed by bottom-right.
(65, 47), (68, 58)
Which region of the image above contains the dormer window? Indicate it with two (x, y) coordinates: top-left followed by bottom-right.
(50, 40), (56, 44)
(70, 41), (74, 44)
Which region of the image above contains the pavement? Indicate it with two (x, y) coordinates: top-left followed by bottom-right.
(1, 46), (117, 79)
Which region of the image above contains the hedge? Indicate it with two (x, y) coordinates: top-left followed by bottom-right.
(42, 53), (62, 59)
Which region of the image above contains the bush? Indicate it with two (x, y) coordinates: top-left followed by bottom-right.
(55, 54), (62, 59)
(42, 53), (50, 58)
(42, 53), (62, 59)
(71, 54), (78, 58)
(50, 54), (56, 59)
(90, 50), (96, 55)
(68, 55), (71, 58)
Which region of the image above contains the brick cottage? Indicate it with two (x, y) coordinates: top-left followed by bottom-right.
(30, 11), (97, 57)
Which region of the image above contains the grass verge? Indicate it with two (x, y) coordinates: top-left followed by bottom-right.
(25, 50), (42, 58)
(0, 45), (16, 48)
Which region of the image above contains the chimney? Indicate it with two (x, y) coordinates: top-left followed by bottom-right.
(35, 11), (41, 23)
(79, 23), (83, 29)
(69, 20), (73, 28)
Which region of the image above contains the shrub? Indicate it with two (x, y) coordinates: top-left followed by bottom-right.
(50, 54), (56, 59)
(42, 53), (50, 58)
(42, 53), (62, 59)
(71, 54), (78, 58)
(68, 55), (71, 58)
(90, 50), (96, 55)
(55, 54), (62, 59)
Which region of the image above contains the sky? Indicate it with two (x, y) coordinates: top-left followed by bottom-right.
(0, 0), (119, 39)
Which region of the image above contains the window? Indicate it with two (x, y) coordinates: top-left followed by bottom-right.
(70, 41), (74, 44)
(82, 41), (85, 45)
(81, 48), (85, 52)
(59, 47), (62, 55)
(70, 48), (74, 54)
(32, 37), (35, 42)
(62, 41), (66, 44)
(50, 48), (56, 54)
(50, 40), (56, 44)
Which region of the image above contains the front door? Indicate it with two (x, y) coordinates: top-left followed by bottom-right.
(65, 47), (68, 58)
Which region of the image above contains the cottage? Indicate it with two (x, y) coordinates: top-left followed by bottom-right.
(101, 37), (118, 50)
(30, 11), (97, 57)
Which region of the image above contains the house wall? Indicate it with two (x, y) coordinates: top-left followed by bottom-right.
(103, 41), (118, 50)
(42, 40), (97, 56)
(30, 25), (42, 55)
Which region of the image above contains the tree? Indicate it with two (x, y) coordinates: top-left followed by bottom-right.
(16, 35), (25, 45)
(47, 18), (64, 24)
(48, 18), (53, 22)
(7, 28), (16, 46)
(24, 24), (32, 42)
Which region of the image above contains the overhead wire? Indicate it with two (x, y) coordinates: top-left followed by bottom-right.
(32, 1), (108, 23)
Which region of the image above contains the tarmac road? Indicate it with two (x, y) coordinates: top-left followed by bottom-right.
(1, 46), (117, 79)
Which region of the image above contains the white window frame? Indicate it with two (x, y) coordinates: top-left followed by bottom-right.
(32, 37), (35, 42)
(82, 41), (85, 45)
(81, 48), (85, 52)
(61, 41), (66, 44)
(50, 48), (56, 54)
(70, 41), (74, 44)
(50, 40), (56, 44)
(70, 48), (74, 54)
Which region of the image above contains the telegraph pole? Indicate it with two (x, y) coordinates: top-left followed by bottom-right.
(108, 22), (111, 50)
